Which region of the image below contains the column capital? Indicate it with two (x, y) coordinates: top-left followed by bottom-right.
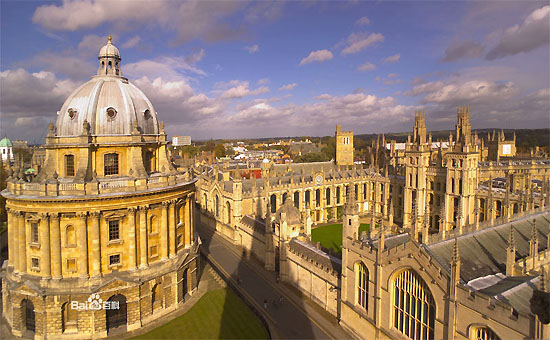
(89, 211), (101, 218)
(161, 201), (171, 207)
(38, 212), (50, 219)
(50, 213), (60, 221)
(128, 207), (138, 213)
(138, 205), (149, 211)
(76, 212), (88, 218)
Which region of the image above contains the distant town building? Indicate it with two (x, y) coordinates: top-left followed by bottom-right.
(0, 137), (14, 163)
(172, 135), (192, 146)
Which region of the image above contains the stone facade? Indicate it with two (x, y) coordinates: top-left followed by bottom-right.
(1, 38), (200, 339)
(336, 124), (354, 166)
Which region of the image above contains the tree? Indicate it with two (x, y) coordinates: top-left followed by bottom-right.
(214, 144), (226, 158)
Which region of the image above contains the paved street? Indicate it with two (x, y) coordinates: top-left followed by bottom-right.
(199, 223), (350, 340)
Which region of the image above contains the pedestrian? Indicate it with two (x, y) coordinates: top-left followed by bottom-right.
(264, 299), (268, 310)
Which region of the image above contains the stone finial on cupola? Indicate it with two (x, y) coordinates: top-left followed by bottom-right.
(98, 35), (122, 76)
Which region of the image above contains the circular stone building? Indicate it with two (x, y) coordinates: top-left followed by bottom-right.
(1, 37), (199, 338)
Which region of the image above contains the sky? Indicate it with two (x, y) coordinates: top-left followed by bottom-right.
(0, 0), (549, 143)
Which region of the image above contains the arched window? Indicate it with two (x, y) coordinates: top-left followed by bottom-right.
(355, 262), (368, 310)
(150, 216), (158, 234)
(363, 183), (367, 200)
(355, 184), (358, 200)
(393, 269), (435, 340)
(305, 191), (311, 205)
(316, 189), (321, 207)
(62, 301), (77, 332)
(326, 188), (331, 206)
(144, 151), (155, 174)
(226, 202), (231, 225)
(203, 194), (208, 210)
(65, 154), (75, 177)
(294, 192), (300, 208)
(270, 194), (277, 213)
(282, 192), (287, 204)
(104, 153), (119, 175)
(215, 195), (220, 217)
(66, 225), (76, 246)
(471, 327), (500, 340)
(336, 187), (341, 204)
(152, 283), (163, 312)
(22, 299), (35, 332)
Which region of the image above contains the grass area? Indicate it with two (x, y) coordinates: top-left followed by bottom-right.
(311, 223), (370, 255)
(132, 288), (268, 340)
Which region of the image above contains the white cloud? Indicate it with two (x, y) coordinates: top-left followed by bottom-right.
(257, 78), (270, 85)
(279, 83), (297, 91)
(124, 55), (206, 81)
(384, 53), (400, 63)
(299, 49), (334, 65)
(122, 36), (141, 49)
(218, 80), (270, 99)
(245, 44), (259, 53)
(315, 94), (332, 100)
(357, 61), (376, 72)
(356, 17), (370, 25)
(32, 1), (248, 44)
(341, 32), (384, 55)
(486, 5), (550, 60)
(388, 73), (399, 79)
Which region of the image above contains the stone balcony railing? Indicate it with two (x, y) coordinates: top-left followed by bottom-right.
(5, 171), (195, 198)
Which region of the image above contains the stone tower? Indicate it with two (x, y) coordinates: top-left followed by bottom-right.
(335, 124), (354, 166)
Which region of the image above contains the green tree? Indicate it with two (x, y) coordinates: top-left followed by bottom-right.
(214, 144), (226, 158)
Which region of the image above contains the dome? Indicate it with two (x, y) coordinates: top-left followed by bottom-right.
(98, 35), (120, 58)
(0, 137), (12, 147)
(275, 199), (301, 225)
(55, 37), (159, 137)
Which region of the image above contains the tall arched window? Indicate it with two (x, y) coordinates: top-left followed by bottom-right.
(66, 225), (76, 246)
(270, 194), (277, 213)
(215, 195), (220, 217)
(65, 154), (75, 177)
(355, 262), (368, 310)
(316, 189), (321, 207)
(203, 194), (208, 210)
(294, 192), (300, 208)
(393, 269), (435, 340)
(471, 327), (500, 340)
(226, 202), (231, 225)
(150, 216), (158, 234)
(305, 191), (311, 205)
(336, 187), (341, 204)
(104, 153), (119, 175)
(326, 188), (331, 206)
(282, 192), (288, 204)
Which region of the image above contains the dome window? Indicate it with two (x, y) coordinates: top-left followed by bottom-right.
(106, 107), (117, 119)
(143, 109), (151, 119)
(68, 108), (77, 120)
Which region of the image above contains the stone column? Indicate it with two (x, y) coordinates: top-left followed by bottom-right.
(90, 212), (101, 277)
(77, 213), (89, 278)
(18, 213), (27, 274)
(185, 198), (191, 246)
(139, 206), (148, 268)
(160, 202), (169, 260)
(39, 213), (51, 278)
(190, 194), (195, 244)
(127, 207), (137, 270)
(168, 200), (176, 257)
(6, 208), (14, 269)
(50, 214), (62, 279)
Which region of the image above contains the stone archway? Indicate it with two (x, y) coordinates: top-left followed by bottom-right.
(106, 295), (127, 333)
(22, 299), (35, 333)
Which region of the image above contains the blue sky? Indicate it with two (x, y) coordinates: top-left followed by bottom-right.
(1, 1), (548, 142)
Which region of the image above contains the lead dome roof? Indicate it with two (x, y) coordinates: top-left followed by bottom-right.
(55, 37), (158, 137)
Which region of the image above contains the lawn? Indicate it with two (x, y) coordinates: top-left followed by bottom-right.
(311, 223), (370, 255)
(132, 288), (268, 340)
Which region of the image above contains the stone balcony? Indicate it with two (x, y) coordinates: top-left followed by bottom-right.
(4, 171), (195, 199)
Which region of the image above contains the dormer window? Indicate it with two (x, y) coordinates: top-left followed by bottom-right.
(106, 107), (117, 119)
(68, 108), (77, 120)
